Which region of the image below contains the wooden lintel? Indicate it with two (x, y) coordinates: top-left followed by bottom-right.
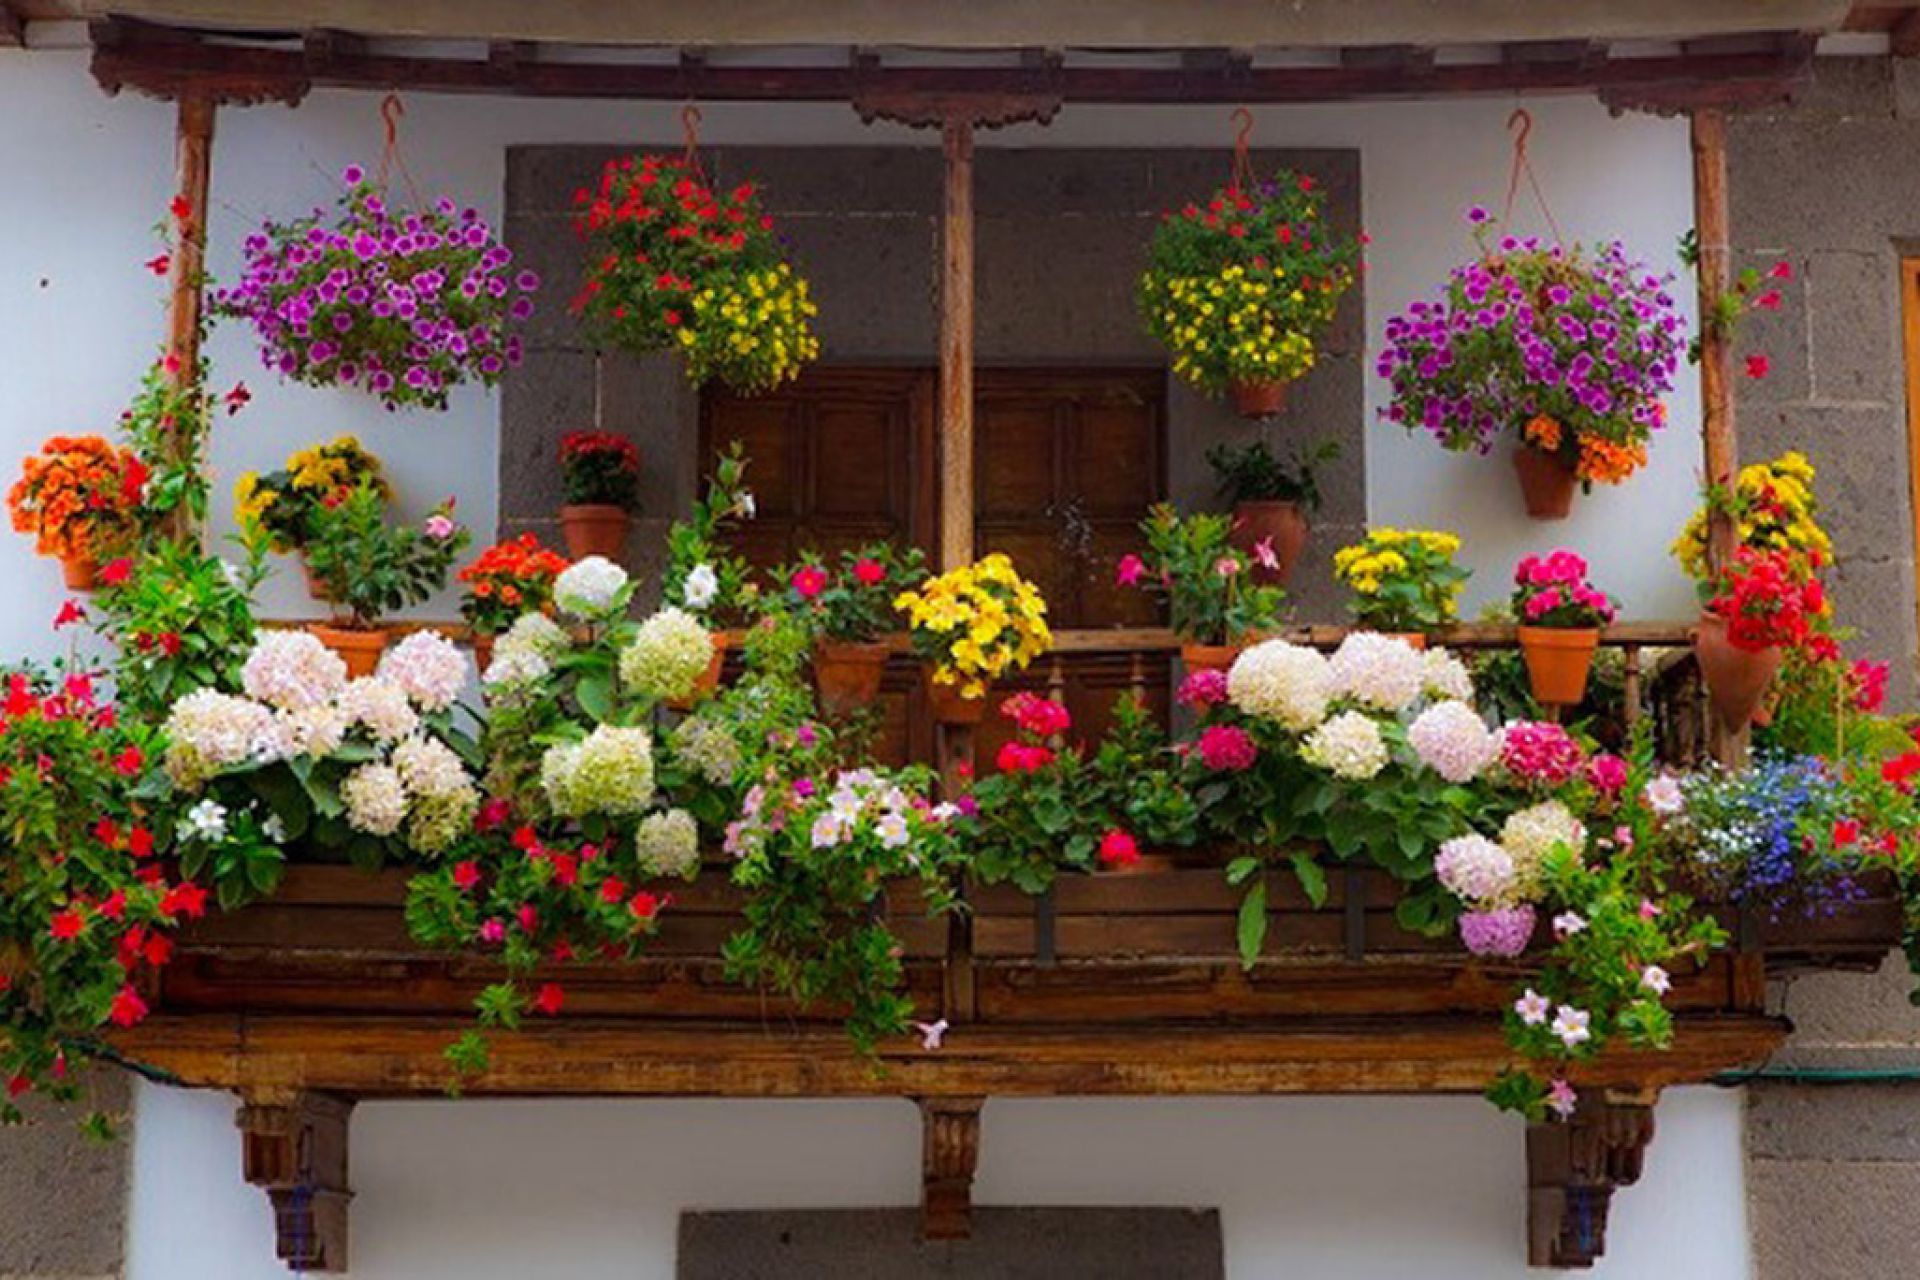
(302, 27), (367, 72)
(1339, 44), (1436, 73)
(918, 1096), (985, 1240)
(1526, 1091), (1658, 1269)
(238, 1091), (355, 1272)
(91, 20), (310, 106)
(1896, 10), (1920, 58)
(853, 89), (1062, 131)
(1501, 40), (1606, 68)
(0, 4), (23, 49)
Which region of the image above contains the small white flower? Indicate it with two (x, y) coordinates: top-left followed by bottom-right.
(736, 491), (756, 519)
(261, 812), (288, 843)
(1552, 911), (1587, 938)
(1644, 774), (1686, 816)
(810, 812), (845, 849)
(876, 812), (910, 849)
(1641, 965), (1672, 996)
(682, 563), (719, 610)
(554, 555), (630, 618)
(182, 798), (229, 842)
(1550, 1004), (1592, 1048)
(1514, 988), (1552, 1026)
(930, 802), (960, 822)
(913, 1018), (948, 1051)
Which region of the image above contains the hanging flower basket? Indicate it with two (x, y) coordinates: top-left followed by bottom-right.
(1379, 212), (1684, 507)
(215, 164), (538, 413)
(570, 151), (820, 393)
(1140, 164), (1359, 407)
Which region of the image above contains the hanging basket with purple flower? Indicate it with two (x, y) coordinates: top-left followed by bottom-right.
(1376, 211), (1685, 517)
(214, 164), (538, 413)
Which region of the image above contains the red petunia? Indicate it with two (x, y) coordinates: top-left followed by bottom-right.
(143, 254), (172, 276)
(113, 746), (144, 777)
(128, 826), (154, 858)
(628, 890), (661, 921)
(170, 194), (193, 223)
(99, 558), (133, 586)
(53, 600), (86, 629)
(452, 861), (482, 891)
(109, 985), (149, 1028)
(1745, 354), (1771, 379)
(532, 982), (565, 1016)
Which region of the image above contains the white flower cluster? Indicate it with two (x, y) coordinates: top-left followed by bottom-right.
(671, 714), (742, 785)
(555, 555), (629, 618)
(378, 630), (467, 713)
(1228, 639), (1331, 731)
(383, 733), (481, 852)
(635, 808), (701, 879)
(1300, 710), (1389, 780)
(1501, 799), (1588, 892)
(1421, 648), (1474, 702)
(681, 562), (719, 611)
(541, 724), (656, 817)
(241, 630), (347, 712)
(1407, 700), (1500, 783)
(808, 768), (919, 850)
(1327, 631), (1427, 712)
(339, 675), (419, 743)
(340, 762), (408, 837)
(484, 612), (571, 697)
(163, 689), (276, 788)
(1433, 833), (1516, 906)
(619, 607), (713, 702)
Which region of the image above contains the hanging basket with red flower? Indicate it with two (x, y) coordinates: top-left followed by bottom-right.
(1693, 546), (1825, 731)
(7, 435), (147, 589)
(569, 150), (820, 393)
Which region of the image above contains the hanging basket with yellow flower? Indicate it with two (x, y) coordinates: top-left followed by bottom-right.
(893, 553), (1052, 723)
(1332, 529), (1470, 638)
(569, 153), (819, 394)
(1139, 168), (1359, 419)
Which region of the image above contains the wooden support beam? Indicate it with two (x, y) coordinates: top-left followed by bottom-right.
(238, 1091), (355, 1272)
(918, 1096), (985, 1241)
(938, 115), (974, 573)
(1690, 107), (1748, 770)
(1526, 1091), (1658, 1269)
(162, 93), (213, 544)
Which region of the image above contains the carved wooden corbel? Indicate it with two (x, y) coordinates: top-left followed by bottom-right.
(1526, 1089), (1658, 1269)
(237, 1091), (355, 1272)
(917, 1095), (985, 1241)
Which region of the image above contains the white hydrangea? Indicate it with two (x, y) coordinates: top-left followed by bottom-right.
(619, 607), (714, 702)
(1328, 631), (1428, 713)
(496, 611), (570, 663)
(408, 786), (478, 856)
(1407, 700), (1500, 783)
(391, 734), (471, 800)
(635, 808), (701, 880)
(1421, 647), (1475, 702)
(541, 724), (655, 817)
(240, 630), (348, 712)
(341, 762), (408, 837)
(1228, 639), (1332, 731)
(1502, 800), (1588, 892)
(481, 645), (550, 698)
(1300, 710), (1389, 780)
(671, 715), (742, 786)
(268, 703), (349, 762)
(163, 689), (276, 789)
(338, 676), (419, 743)
(554, 555), (629, 618)
(1434, 834), (1516, 906)
(379, 629), (468, 712)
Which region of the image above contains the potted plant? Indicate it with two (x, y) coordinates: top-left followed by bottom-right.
(8, 434), (147, 590)
(234, 436), (390, 599)
(1121, 504), (1286, 674)
(1511, 549), (1617, 706)
(214, 164), (537, 413)
(785, 542), (927, 717)
(571, 153), (819, 393)
(303, 483), (470, 675)
(894, 553), (1052, 724)
(1694, 546), (1822, 732)
(1205, 437), (1339, 586)
(1140, 169), (1360, 417)
(661, 442), (759, 702)
(1331, 528), (1469, 646)
(457, 533), (570, 672)
(557, 431), (641, 560)
(1378, 210), (1685, 518)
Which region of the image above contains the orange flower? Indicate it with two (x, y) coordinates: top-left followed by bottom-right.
(1574, 436), (1647, 486)
(7, 435), (144, 561)
(1523, 415), (1563, 452)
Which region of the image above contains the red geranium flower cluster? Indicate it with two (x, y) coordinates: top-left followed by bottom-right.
(458, 533), (571, 637)
(995, 693), (1072, 774)
(1706, 546), (1825, 652)
(1512, 548), (1616, 629)
(558, 431), (642, 510)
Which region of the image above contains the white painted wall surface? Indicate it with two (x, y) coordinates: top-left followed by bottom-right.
(130, 1081), (1751, 1279)
(5, 32), (1733, 1279)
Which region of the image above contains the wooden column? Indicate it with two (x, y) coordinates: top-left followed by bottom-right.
(163, 94), (215, 544)
(938, 117), (976, 572)
(1690, 107), (1746, 768)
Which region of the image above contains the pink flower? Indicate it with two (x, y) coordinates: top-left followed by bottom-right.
(1214, 555), (1241, 579)
(913, 1018), (949, 1051)
(1098, 829), (1140, 869)
(1585, 753), (1628, 795)
(1197, 724), (1258, 772)
(852, 558), (886, 586)
(995, 741), (1056, 773)
(1768, 260), (1793, 280)
(1499, 721), (1585, 786)
(791, 564), (828, 599)
(478, 919), (506, 943)
(1115, 554), (1146, 587)
(1638, 898), (1662, 920)
(1852, 659), (1890, 713)
(1546, 1078), (1578, 1119)
(1000, 691), (1071, 738)
(1251, 538), (1279, 571)
(424, 513), (457, 540)
(1458, 905), (1535, 958)
(1176, 668), (1230, 709)
(1745, 354), (1771, 379)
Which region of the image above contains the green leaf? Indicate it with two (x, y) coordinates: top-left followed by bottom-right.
(577, 674), (614, 723)
(1225, 854), (1260, 886)
(1236, 878), (1268, 969)
(1289, 851), (1328, 909)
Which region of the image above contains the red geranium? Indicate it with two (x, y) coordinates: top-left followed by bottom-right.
(1705, 546), (1823, 651)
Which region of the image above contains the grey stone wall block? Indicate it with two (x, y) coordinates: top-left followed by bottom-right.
(504, 212), (590, 351)
(1751, 1158), (1920, 1280)
(0, 1072), (128, 1277)
(779, 214), (938, 358)
(505, 144), (628, 216)
(1807, 249), (1898, 404)
(975, 213), (1161, 362)
(1749, 1081), (1920, 1161)
(598, 352), (702, 516)
(498, 348), (600, 520)
(1726, 116), (1920, 254)
(1738, 405), (1911, 567)
(1892, 58), (1920, 123)
(1771, 954), (1920, 1056)
(1781, 55), (1895, 122)
(717, 146), (943, 216)
(976, 148), (1159, 217)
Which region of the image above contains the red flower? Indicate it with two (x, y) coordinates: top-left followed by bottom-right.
(532, 982), (565, 1015)
(1745, 354), (1771, 379)
(143, 254), (172, 276)
(53, 600), (86, 629)
(1768, 260), (1793, 280)
(511, 824), (540, 851)
(99, 889), (127, 922)
(99, 558), (133, 586)
(995, 741), (1056, 773)
(475, 797), (511, 832)
(109, 984), (148, 1029)
(1883, 752), (1920, 793)
(113, 746), (143, 776)
(1115, 554), (1146, 587)
(49, 909), (85, 941)
(452, 861), (482, 891)
(7, 1075), (30, 1100)
(852, 558), (886, 586)
(224, 382), (251, 413)
(791, 564), (829, 600)
(1098, 829), (1140, 869)
(128, 826), (154, 858)
(158, 632), (181, 657)
(143, 933), (173, 967)
(92, 817), (119, 847)
(170, 194), (193, 223)
(629, 890), (661, 920)
(161, 881), (208, 920)
(518, 903), (539, 933)
(599, 876), (628, 904)
(1754, 289), (1783, 311)
(999, 691), (1071, 738)
(1833, 819), (1861, 848)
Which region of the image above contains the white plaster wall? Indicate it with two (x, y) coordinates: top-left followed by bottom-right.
(130, 1081), (1751, 1280)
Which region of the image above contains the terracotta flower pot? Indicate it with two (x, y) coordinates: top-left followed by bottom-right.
(60, 556), (98, 592)
(814, 640), (892, 717)
(299, 554), (331, 602)
(471, 633), (495, 676)
(926, 672), (988, 726)
(1693, 612), (1783, 733)
(1180, 643), (1240, 676)
(664, 632), (729, 712)
(309, 623), (390, 679)
(1377, 631), (1428, 651)
(1229, 379), (1289, 419)
(1230, 500), (1309, 587)
(558, 504), (631, 561)
(1513, 445), (1577, 520)
(1096, 852), (1177, 877)
(1517, 625), (1600, 706)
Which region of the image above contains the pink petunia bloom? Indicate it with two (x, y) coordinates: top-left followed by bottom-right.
(1115, 554), (1146, 587)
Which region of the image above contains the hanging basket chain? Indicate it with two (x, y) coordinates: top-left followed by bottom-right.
(1500, 107), (1563, 246)
(1228, 105), (1255, 194)
(681, 102), (708, 182)
(374, 91), (426, 208)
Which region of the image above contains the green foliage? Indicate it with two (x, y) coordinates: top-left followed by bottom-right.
(302, 483), (469, 628)
(1132, 504), (1286, 645)
(781, 541), (928, 644)
(662, 441), (758, 624)
(1205, 437), (1340, 510)
(90, 533), (268, 722)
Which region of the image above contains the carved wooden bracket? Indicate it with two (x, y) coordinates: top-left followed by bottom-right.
(853, 91), (1062, 131)
(237, 1091), (355, 1272)
(1526, 1090), (1658, 1269)
(917, 1096), (985, 1241)
(90, 19), (311, 107)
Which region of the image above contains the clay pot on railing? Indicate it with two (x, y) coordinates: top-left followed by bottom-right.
(1693, 612), (1783, 732)
(1179, 643), (1241, 676)
(1513, 445), (1577, 520)
(1380, 632), (1428, 651)
(1517, 625), (1601, 707)
(59, 556), (98, 592)
(558, 504), (631, 561)
(309, 623), (390, 679)
(813, 640), (891, 717)
(471, 633), (495, 677)
(666, 632), (729, 712)
(1229, 379), (1289, 420)
(1229, 500), (1309, 587)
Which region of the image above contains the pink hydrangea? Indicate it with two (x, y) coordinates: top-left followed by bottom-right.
(1177, 667), (1230, 709)
(1197, 724), (1258, 772)
(1499, 720), (1585, 786)
(1458, 905), (1536, 958)
(1585, 752), (1628, 795)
